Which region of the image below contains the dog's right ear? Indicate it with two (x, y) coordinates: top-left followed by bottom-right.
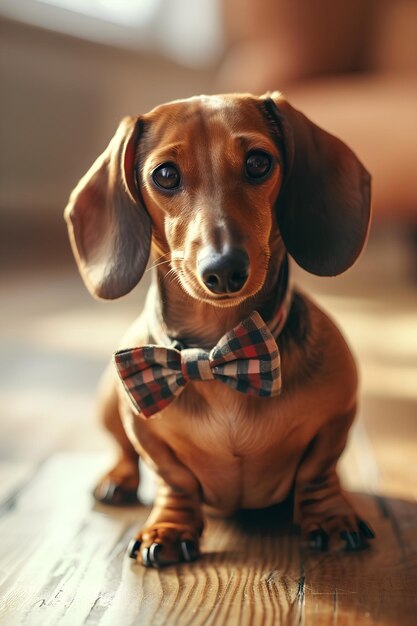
(64, 116), (151, 299)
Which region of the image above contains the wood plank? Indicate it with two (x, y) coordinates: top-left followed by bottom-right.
(97, 506), (301, 626)
(0, 454), (122, 626)
(0, 462), (35, 508)
(303, 493), (417, 626)
(0, 454), (302, 626)
(0, 453), (416, 626)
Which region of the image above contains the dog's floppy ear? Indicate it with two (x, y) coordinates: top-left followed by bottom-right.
(262, 93), (371, 276)
(64, 116), (151, 299)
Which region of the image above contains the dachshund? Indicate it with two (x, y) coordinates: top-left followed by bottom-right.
(64, 92), (374, 567)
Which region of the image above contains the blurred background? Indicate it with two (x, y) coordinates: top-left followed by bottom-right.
(0, 0), (416, 500)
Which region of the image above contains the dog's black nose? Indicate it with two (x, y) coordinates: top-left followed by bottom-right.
(198, 248), (250, 294)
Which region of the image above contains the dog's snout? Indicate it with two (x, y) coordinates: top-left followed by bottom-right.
(197, 248), (250, 295)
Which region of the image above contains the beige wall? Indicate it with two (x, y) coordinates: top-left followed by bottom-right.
(0, 18), (216, 232)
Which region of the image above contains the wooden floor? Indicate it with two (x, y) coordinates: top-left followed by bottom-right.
(0, 229), (416, 625)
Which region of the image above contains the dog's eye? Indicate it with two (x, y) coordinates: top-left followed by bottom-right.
(152, 163), (180, 190)
(245, 151), (272, 180)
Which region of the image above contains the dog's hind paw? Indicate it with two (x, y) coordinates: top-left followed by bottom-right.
(93, 457), (140, 506)
(304, 515), (375, 552)
(299, 488), (376, 552)
(93, 478), (140, 506)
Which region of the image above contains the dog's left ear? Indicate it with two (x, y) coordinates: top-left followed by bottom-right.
(261, 93), (371, 276)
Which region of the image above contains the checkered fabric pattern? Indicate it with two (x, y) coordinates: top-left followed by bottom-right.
(114, 311), (282, 418)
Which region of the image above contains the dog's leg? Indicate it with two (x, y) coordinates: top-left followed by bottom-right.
(294, 406), (376, 551)
(93, 365), (140, 505)
(129, 474), (203, 568)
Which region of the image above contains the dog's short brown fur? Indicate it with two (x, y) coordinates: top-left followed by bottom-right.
(65, 92), (372, 566)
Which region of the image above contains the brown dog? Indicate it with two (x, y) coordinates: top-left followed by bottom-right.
(64, 92), (373, 567)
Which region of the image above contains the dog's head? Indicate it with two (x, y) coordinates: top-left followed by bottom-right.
(64, 93), (371, 305)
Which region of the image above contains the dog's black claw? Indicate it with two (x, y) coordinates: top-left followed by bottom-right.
(308, 529), (329, 552)
(141, 546), (153, 568)
(358, 520), (376, 539)
(94, 480), (116, 503)
(341, 530), (366, 551)
(181, 540), (199, 562)
(149, 542), (162, 565)
(141, 543), (163, 568)
(128, 539), (141, 559)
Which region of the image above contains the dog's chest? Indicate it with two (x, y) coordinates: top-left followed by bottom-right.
(165, 379), (313, 457)
(157, 380), (317, 509)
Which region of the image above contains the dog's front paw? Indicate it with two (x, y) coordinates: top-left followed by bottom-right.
(298, 490), (376, 552)
(128, 523), (200, 568)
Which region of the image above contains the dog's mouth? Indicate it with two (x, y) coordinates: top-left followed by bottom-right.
(197, 291), (248, 307)
(172, 258), (268, 308)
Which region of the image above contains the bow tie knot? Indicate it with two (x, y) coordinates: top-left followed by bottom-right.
(180, 348), (215, 382)
(114, 311), (283, 418)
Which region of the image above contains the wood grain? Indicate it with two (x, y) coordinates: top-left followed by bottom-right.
(0, 452), (415, 626)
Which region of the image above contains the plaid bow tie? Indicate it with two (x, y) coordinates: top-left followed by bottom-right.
(114, 311), (282, 418)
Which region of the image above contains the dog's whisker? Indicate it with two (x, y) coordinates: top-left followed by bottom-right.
(175, 269), (194, 301)
(163, 268), (183, 289)
(146, 251), (173, 271)
(152, 251), (171, 263)
(163, 267), (175, 280)
(146, 259), (173, 272)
